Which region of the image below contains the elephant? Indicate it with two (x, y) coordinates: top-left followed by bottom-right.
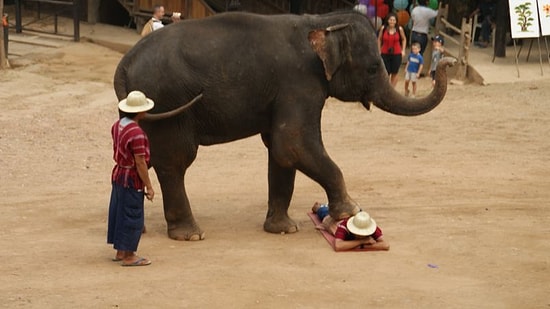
(113, 11), (455, 241)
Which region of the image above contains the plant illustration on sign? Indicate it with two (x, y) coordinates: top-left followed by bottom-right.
(515, 2), (534, 31)
(544, 4), (550, 17)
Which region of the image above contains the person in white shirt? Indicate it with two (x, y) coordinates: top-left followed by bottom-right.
(141, 5), (181, 37)
(410, 0), (438, 56)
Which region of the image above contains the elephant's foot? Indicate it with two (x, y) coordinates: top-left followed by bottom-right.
(167, 224), (206, 241)
(263, 214), (299, 234)
(329, 201), (361, 220)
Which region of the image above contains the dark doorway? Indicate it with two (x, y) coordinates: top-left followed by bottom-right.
(98, 0), (131, 26)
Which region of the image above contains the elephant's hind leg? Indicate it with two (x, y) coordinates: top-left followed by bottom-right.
(155, 166), (205, 241)
(262, 133), (299, 234)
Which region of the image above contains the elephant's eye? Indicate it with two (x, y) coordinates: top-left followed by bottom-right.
(366, 64), (378, 74)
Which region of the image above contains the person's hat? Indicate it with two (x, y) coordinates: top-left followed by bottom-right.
(118, 91), (155, 113)
(432, 35), (444, 44)
(346, 211), (377, 236)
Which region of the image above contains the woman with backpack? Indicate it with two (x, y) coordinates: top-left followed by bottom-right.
(377, 12), (407, 87)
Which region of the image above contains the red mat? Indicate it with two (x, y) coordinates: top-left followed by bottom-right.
(307, 212), (371, 252)
(307, 211), (336, 249)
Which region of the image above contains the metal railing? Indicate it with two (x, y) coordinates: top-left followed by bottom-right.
(14, 0), (80, 41)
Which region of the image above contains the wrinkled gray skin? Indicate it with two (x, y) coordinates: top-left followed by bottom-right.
(114, 11), (455, 240)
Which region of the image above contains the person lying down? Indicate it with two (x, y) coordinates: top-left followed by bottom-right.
(312, 202), (390, 252)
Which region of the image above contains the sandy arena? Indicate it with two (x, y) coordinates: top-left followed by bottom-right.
(1, 26), (549, 308)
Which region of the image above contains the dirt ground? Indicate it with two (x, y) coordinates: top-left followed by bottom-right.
(1, 35), (549, 309)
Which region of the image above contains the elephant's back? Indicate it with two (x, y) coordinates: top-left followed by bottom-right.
(147, 13), (309, 60)
(119, 13), (315, 91)
(120, 11), (370, 77)
(114, 11), (371, 112)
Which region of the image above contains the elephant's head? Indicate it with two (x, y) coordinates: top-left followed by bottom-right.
(308, 13), (455, 115)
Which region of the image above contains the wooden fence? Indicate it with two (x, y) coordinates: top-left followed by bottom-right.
(434, 3), (475, 82)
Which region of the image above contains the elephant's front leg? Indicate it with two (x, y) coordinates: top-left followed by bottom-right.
(298, 157), (361, 220)
(264, 152), (299, 234)
(155, 166), (205, 241)
(269, 119), (361, 221)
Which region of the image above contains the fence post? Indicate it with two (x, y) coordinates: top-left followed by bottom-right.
(454, 17), (472, 82)
(435, 3), (448, 35)
(15, 0), (22, 33)
(1, 12), (7, 69)
(2, 14), (8, 57)
(73, 0), (80, 42)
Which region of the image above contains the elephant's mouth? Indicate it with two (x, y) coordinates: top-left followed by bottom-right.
(361, 95), (372, 111)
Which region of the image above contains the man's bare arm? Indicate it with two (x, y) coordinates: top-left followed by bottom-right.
(135, 154), (154, 201)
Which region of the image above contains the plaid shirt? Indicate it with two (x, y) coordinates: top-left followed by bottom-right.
(111, 118), (150, 190)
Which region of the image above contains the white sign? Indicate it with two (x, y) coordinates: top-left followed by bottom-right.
(509, 0), (540, 38)
(537, 0), (550, 35)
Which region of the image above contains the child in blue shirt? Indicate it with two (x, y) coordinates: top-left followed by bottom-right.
(404, 42), (424, 98)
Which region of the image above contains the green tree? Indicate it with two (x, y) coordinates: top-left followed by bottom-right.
(515, 2), (534, 32)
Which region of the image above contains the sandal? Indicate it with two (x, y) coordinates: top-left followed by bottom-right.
(121, 257), (151, 267)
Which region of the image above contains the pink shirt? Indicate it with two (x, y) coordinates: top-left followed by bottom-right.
(111, 118), (150, 190)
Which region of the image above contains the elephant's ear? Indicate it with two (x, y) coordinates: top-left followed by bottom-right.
(308, 23), (350, 81)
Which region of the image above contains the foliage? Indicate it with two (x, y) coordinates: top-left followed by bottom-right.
(514, 2), (534, 32)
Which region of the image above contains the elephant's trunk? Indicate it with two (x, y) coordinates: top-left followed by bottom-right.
(370, 57), (456, 116)
(143, 93), (203, 121)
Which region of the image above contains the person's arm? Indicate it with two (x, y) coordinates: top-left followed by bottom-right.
(360, 236), (390, 251)
(171, 11), (182, 22)
(417, 63), (424, 77)
(334, 237), (374, 252)
(399, 27), (407, 55)
(135, 154), (154, 201)
(377, 26), (384, 52)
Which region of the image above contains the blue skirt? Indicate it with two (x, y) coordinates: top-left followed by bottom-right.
(107, 182), (144, 252)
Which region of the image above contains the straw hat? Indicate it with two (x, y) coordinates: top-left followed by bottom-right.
(118, 91), (155, 113)
(346, 211), (377, 236)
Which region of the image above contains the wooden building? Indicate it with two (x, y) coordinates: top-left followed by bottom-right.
(112, 0), (355, 32)
(7, 0), (356, 33)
